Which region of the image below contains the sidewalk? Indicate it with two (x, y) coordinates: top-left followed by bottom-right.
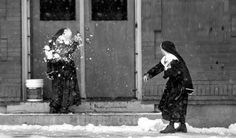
(0, 117), (235, 138)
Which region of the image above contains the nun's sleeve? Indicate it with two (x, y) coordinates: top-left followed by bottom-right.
(46, 59), (54, 79)
(67, 41), (79, 55)
(144, 62), (164, 79)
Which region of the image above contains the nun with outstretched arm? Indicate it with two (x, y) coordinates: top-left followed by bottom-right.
(143, 41), (194, 133)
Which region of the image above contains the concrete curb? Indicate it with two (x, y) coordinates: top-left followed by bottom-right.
(0, 113), (161, 126)
(6, 101), (155, 113)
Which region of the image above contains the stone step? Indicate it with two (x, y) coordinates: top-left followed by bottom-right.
(0, 113), (161, 126)
(71, 101), (155, 113)
(6, 101), (155, 113)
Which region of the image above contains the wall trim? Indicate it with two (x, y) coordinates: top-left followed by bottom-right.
(135, 0), (142, 100)
(80, 0), (86, 99)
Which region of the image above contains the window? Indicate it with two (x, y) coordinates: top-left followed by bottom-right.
(40, 0), (75, 21)
(92, 0), (127, 21)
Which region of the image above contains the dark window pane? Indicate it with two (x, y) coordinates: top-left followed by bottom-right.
(92, 0), (127, 21)
(40, 0), (75, 21)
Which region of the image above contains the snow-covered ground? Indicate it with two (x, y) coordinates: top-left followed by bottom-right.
(0, 118), (235, 138)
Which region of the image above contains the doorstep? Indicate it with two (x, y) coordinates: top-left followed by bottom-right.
(0, 113), (162, 126)
(6, 101), (155, 113)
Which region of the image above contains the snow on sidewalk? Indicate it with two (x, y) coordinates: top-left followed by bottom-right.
(0, 117), (235, 138)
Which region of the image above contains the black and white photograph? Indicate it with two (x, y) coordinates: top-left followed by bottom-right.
(0, 0), (235, 137)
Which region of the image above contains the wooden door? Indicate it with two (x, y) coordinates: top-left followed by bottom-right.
(84, 0), (136, 99)
(31, 0), (81, 99)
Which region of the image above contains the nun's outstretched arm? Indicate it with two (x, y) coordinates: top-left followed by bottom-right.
(144, 62), (164, 80)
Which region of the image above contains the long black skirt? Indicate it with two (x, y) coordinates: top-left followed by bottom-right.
(158, 79), (188, 122)
(49, 60), (81, 113)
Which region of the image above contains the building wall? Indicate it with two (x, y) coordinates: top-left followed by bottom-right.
(0, 0), (21, 102)
(142, 0), (236, 102)
(154, 104), (236, 127)
(0, 0), (236, 103)
(187, 104), (236, 127)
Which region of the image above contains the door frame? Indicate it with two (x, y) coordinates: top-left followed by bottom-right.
(21, 0), (31, 101)
(21, 0), (142, 101)
(134, 0), (142, 100)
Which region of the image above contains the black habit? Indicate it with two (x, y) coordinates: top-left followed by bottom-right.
(145, 42), (193, 123)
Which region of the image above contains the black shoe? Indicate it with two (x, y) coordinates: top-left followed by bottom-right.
(160, 124), (176, 133)
(176, 123), (187, 133)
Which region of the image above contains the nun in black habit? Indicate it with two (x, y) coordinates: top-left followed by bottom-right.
(44, 28), (81, 113)
(143, 41), (194, 133)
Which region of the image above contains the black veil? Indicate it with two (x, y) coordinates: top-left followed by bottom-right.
(161, 41), (186, 65)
